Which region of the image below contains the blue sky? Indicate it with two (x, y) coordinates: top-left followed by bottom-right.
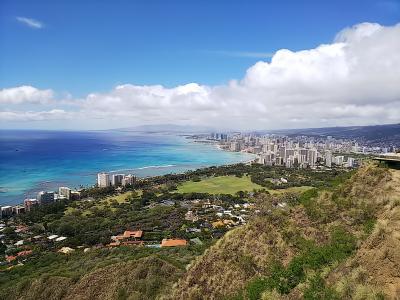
(0, 0), (400, 130)
(1, 0), (399, 97)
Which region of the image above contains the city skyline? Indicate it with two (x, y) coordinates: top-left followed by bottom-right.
(1, 0), (400, 130)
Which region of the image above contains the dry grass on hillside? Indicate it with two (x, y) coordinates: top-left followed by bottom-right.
(168, 164), (399, 300)
(4, 256), (183, 300)
(326, 168), (400, 300)
(65, 256), (182, 300)
(14, 276), (74, 300)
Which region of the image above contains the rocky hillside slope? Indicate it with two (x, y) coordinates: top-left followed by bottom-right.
(168, 164), (400, 299)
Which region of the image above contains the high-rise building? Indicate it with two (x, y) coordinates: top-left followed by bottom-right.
(37, 191), (55, 205)
(112, 174), (124, 186)
(307, 149), (317, 166)
(1, 206), (13, 217)
(264, 152), (275, 166)
(325, 150), (332, 167)
(279, 147), (286, 162)
(347, 157), (355, 168)
(71, 191), (81, 200)
(59, 187), (72, 200)
(122, 174), (135, 186)
(230, 142), (240, 152)
(299, 149), (308, 164)
(334, 156), (344, 166)
(286, 156), (294, 168)
(97, 172), (110, 187)
(13, 206), (25, 215)
(24, 198), (39, 212)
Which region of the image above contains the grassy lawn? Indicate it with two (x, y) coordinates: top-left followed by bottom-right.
(176, 175), (263, 195)
(101, 192), (132, 204)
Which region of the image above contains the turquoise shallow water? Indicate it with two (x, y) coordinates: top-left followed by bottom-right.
(0, 130), (254, 205)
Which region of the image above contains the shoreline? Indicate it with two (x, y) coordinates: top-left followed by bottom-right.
(1, 138), (256, 206)
(190, 138), (258, 163)
(6, 158), (257, 209)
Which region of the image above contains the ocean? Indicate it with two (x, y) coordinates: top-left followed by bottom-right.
(0, 130), (254, 205)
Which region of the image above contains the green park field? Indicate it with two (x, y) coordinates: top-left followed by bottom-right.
(176, 175), (263, 195)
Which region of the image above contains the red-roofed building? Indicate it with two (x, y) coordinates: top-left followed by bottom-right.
(115, 230), (143, 241)
(17, 250), (33, 257)
(161, 239), (187, 247)
(6, 256), (17, 263)
(124, 230), (143, 238)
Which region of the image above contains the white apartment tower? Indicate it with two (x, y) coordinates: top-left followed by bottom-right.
(347, 157), (355, 168)
(308, 149), (317, 166)
(325, 150), (332, 168)
(334, 155), (345, 166)
(97, 172), (110, 187)
(59, 187), (72, 200)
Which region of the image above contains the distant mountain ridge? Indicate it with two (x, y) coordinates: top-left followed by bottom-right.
(267, 123), (400, 146)
(114, 124), (216, 133)
(113, 123), (400, 145)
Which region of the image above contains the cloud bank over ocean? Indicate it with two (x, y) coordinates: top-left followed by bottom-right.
(1, 22), (400, 130)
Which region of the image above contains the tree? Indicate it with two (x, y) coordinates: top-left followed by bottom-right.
(0, 242), (6, 255)
(30, 223), (45, 235)
(2, 227), (15, 235)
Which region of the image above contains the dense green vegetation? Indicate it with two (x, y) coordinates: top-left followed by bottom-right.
(15, 164), (345, 248)
(24, 203), (189, 247)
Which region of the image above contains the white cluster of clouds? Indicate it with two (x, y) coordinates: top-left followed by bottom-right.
(2, 22), (400, 129)
(16, 16), (44, 29)
(0, 86), (53, 104)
